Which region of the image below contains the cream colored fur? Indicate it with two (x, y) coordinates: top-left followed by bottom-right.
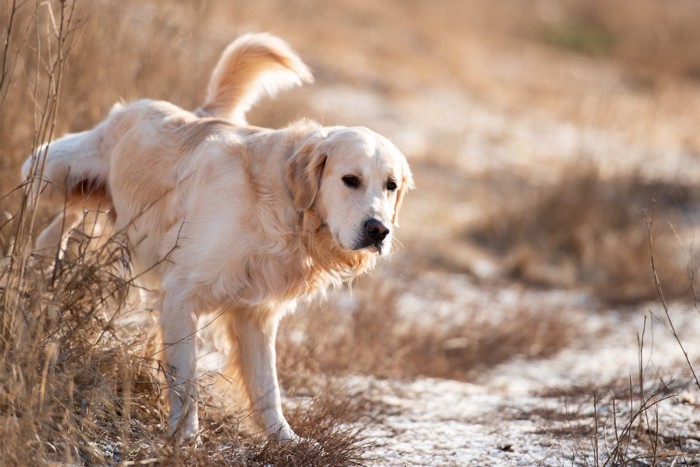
(21, 33), (413, 443)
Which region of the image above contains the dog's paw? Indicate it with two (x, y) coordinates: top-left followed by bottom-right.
(275, 425), (301, 444)
(168, 418), (201, 446)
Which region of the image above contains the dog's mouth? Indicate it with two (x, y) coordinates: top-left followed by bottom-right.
(352, 237), (386, 255)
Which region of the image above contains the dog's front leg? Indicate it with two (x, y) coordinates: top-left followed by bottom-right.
(161, 293), (200, 441)
(234, 310), (298, 442)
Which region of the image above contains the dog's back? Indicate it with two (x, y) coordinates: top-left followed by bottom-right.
(23, 33), (312, 254)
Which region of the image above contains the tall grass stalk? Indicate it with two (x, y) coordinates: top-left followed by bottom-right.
(646, 205), (700, 390)
(4, 0), (77, 309)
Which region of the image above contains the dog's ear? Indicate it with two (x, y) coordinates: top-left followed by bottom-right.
(286, 134), (327, 211)
(392, 162), (414, 226)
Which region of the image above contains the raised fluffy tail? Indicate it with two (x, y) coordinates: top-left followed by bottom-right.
(196, 33), (313, 125)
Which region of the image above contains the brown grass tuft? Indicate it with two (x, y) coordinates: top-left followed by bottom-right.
(467, 165), (699, 304)
(245, 392), (374, 467)
(279, 278), (574, 382)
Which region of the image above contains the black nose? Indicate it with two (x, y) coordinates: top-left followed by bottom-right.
(365, 218), (390, 242)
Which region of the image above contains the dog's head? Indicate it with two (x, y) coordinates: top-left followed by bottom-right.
(287, 126), (413, 256)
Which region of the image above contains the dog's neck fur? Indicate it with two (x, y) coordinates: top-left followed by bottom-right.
(298, 207), (376, 290)
(239, 197), (376, 307)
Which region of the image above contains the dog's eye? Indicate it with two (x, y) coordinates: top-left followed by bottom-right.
(342, 175), (361, 189)
(386, 179), (398, 192)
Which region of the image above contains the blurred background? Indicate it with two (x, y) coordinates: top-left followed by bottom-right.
(2, 0), (700, 463)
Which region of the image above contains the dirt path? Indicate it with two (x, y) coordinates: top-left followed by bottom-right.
(347, 284), (700, 465)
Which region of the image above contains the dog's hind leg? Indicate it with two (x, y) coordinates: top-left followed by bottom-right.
(35, 204), (83, 254)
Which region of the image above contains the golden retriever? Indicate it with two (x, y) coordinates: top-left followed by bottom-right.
(22, 33), (413, 443)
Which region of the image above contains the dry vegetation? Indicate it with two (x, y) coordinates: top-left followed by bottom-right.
(2, 0), (700, 465)
(467, 167), (700, 304)
(278, 278), (573, 383)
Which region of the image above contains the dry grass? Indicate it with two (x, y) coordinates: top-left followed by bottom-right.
(529, 376), (698, 465)
(0, 235), (155, 464)
(466, 165), (700, 304)
(279, 277), (574, 383)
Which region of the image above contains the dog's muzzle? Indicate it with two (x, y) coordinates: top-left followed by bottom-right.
(354, 218), (390, 253)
